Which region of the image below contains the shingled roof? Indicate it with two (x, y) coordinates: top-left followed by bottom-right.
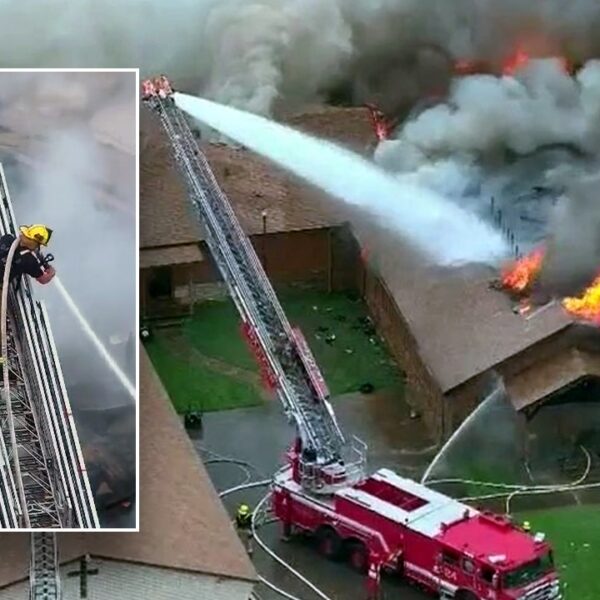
(0, 347), (256, 588)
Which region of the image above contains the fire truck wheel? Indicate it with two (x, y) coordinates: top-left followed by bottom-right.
(316, 527), (342, 560)
(347, 541), (368, 574)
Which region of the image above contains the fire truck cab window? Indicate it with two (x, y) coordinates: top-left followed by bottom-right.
(462, 558), (475, 574)
(480, 567), (495, 583)
(442, 551), (459, 566)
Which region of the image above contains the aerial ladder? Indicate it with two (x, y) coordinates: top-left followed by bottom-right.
(0, 164), (99, 529)
(142, 76), (367, 493)
(29, 533), (60, 600)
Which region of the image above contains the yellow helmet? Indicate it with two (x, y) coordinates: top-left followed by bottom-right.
(19, 224), (53, 246)
(238, 504), (250, 515)
(523, 521), (531, 531)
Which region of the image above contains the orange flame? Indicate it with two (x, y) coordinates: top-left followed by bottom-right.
(455, 48), (571, 78)
(501, 247), (546, 293)
(562, 274), (600, 325)
(502, 48), (531, 75)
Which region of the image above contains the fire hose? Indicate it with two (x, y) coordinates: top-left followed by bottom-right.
(252, 491), (335, 600)
(1, 237), (31, 527)
(427, 446), (595, 515)
(208, 450), (333, 600)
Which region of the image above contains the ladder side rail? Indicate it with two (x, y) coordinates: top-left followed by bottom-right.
(166, 103), (347, 450)
(157, 101), (343, 457)
(171, 108), (289, 334)
(155, 101), (327, 451)
(37, 303), (98, 527)
(0, 433), (19, 527)
(35, 303), (97, 527)
(11, 321), (63, 527)
(12, 289), (75, 526)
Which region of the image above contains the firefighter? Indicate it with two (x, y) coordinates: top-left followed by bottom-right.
(0, 225), (56, 285)
(235, 503), (254, 556)
(366, 556), (382, 600)
(523, 521), (531, 533)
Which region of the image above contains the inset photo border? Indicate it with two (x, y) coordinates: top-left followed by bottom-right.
(0, 68), (139, 532)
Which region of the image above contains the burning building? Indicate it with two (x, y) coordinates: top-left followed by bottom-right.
(140, 92), (600, 444)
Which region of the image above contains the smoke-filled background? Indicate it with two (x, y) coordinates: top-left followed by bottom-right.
(0, 72), (137, 527)
(2, 0), (598, 284)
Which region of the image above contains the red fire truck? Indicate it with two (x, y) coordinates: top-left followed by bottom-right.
(273, 458), (561, 600)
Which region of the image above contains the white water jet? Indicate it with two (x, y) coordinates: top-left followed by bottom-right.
(54, 277), (135, 400)
(421, 376), (508, 483)
(174, 93), (509, 266)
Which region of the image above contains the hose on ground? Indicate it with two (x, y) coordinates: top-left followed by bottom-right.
(219, 479), (272, 499)
(252, 492), (335, 600)
(205, 459), (253, 488)
(427, 446), (592, 495)
(209, 459), (333, 600)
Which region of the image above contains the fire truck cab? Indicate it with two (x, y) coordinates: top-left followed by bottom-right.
(272, 465), (561, 600)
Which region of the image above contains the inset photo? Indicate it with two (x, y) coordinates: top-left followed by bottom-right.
(0, 69), (137, 530)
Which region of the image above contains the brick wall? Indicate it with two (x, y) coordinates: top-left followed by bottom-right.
(142, 226), (362, 318)
(361, 268), (445, 440)
(1, 559), (254, 600)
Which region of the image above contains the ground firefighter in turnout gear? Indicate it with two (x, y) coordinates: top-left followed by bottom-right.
(235, 503), (254, 556)
(0, 224), (56, 286)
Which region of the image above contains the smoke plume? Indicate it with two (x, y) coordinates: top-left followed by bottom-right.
(2, 0), (600, 116)
(4, 2), (598, 285)
(376, 59), (600, 290)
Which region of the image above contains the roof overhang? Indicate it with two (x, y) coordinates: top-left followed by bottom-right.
(507, 347), (600, 411)
(140, 244), (203, 269)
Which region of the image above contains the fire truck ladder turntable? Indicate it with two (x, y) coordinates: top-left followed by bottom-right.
(0, 163), (98, 530)
(143, 79), (366, 493)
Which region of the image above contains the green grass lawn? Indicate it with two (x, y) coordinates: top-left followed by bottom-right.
(186, 289), (403, 396)
(518, 505), (600, 600)
(145, 336), (262, 413)
(279, 289), (402, 395)
(146, 288), (404, 413)
(185, 300), (257, 371)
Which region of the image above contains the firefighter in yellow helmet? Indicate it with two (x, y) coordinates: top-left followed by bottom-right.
(235, 503), (254, 556)
(523, 521), (531, 533)
(0, 224), (56, 285)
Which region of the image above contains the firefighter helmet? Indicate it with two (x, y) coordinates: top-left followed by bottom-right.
(238, 504), (250, 516)
(19, 224), (53, 246)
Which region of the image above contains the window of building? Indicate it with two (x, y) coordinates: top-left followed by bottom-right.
(148, 266), (172, 299)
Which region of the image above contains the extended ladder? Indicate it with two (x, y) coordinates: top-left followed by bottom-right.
(29, 533), (61, 600)
(143, 78), (366, 492)
(0, 164), (99, 528)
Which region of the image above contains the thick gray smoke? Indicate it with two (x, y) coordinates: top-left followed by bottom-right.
(4, 2), (598, 287)
(2, 0), (600, 116)
(0, 73), (137, 393)
(376, 59), (600, 290)
(541, 174), (600, 294)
